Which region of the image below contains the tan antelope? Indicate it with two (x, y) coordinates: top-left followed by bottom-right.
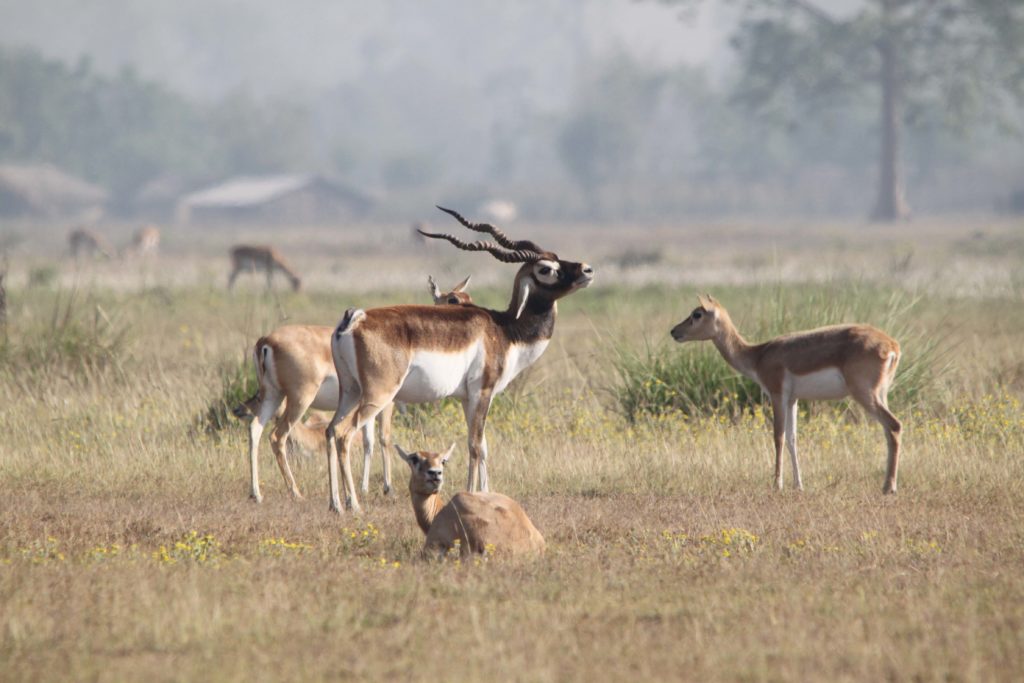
(670, 295), (902, 494)
(325, 206), (594, 513)
(68, 227), (113, 260)
(124, 225), (160, 258)
(237, 275), (474, 503)
(228, 244), (302, 291)
(396, 443), (545, 559)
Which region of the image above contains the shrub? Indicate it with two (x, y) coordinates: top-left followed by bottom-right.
(196, 354), (259, 435)
(0, 287), (130, 380)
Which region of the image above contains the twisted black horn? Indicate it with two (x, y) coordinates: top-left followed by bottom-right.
(417, 229), (538, 263)
(435, 205), (545, 254)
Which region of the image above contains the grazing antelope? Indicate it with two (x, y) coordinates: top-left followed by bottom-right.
(670, 295), (902, 494)
(325, 206), (594, 513)
(124, 225), (160, 258)
(228, 245), (302, 291)
(396, 443), (545, 559)
(68, 228), (113, 260)
(237, 276), (474, 503)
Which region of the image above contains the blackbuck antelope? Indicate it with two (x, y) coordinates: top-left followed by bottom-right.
(396, 443), (545, 558)
(68, 228), (113, 260)
(124, 225), (160, 258)
(671, 295), (903, 494)
(237, 276), (474, 503)
(228, 244), (302, 291)
(325, 206), (594, 513)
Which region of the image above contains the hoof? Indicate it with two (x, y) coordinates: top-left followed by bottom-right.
(250, 493), (263, 504)
(383, 485), (392, 496)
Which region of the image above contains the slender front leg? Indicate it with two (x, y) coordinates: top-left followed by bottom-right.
(770, 394), (785, 491)
(784, 397), (803, 490)
(463, 392), (493, 492)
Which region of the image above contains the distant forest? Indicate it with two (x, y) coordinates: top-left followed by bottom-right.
(1, 45), (1020, 219)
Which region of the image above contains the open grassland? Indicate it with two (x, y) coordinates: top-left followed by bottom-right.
(1, 218), (1024, 681)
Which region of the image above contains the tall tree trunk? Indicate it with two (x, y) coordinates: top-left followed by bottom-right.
(872, 3), (910, 221)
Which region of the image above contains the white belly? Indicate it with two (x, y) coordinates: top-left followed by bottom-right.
(395, 346), (480, 403)
(788, 367), (848, 400)
(494, 340), (550, 394)
(310, 374), (340, 410)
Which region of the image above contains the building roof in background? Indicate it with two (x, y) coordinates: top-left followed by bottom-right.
(0, 163), (108, 216)
(180, 174), (371, 210)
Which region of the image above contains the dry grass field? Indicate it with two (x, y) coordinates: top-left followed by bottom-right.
(1, 217), (1023, 682)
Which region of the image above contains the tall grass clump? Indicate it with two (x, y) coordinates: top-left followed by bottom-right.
(611, 282), (946, 421)
(0, 287), (130, 383)
(196, 354), (259, 435)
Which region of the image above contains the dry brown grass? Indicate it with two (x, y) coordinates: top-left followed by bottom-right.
(1, 218), (1023, 682)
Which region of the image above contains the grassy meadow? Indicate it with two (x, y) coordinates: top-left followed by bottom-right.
(1, 217), (1023, 681)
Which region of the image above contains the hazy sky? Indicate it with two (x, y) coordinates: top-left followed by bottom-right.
(0, 1), (737, 99)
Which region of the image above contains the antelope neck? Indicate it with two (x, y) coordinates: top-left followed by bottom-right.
(500, 292), (557, 344)
(410, 488), (446, 535)
(711, 315), (757, 380)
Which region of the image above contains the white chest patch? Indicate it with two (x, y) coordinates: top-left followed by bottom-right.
(787, 367), (848, 400)
(395, 345), (482, 403)
(495, 340), (550, 394)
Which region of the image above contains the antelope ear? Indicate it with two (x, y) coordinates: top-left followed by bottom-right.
(395, 444), (416, 465)
(427, 275), (441, 301)
(515, 278), (532, 319)
(453, 275), (471, 293)
(441, 442), (456, 464)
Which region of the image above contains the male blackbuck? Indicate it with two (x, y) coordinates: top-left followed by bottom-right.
(68, 228), (113, 260)
(237, 276), (474, 503)
(228, 244), (302, 291)
(670, 295), (903, 493)
(325, 206), (594, 513)
(396, 443), (545, 558)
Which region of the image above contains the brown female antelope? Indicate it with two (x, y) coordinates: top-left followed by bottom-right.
(228, 244), (302, 291)
(238, 276), (474, 503)
(124, 225), (160, 258)
(325, 206), (594, 513)
(396, 443), (545, 558)
(670, 295), (902, 493)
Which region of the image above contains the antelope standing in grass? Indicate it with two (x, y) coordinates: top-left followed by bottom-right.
(124, 225), (160, 258)
(68, 227), (113, 260)
(670, 295), (902, 494)
(228, 244), (302, 291)
(325, 206), (594, 513)
(396, 443), (545, 558)
(237, 276), (474, 503)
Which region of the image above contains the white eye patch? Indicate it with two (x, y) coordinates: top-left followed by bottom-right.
(533, 260), (560, 285)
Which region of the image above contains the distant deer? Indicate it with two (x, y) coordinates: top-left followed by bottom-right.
(671, 295), (902, 494)
(228, 245), (302, 291)
(123, 225), (160, 258)
(236, 275), (474, 503)
(68, 228), (113, 260)
(396, 443), (545, 559)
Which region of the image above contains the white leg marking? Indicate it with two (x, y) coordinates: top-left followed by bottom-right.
(249, 393), (282, 503)
(784, 398), (802, 490)
(360, 419), (375, 494)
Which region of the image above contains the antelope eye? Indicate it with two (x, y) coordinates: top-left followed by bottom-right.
(447, 297), (459, 304)
(539, 266), (552, 275)
(692, 311), (702, 320)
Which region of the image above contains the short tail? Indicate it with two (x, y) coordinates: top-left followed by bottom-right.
(334, 308), (366, 339)
(232, 337), (271, 419)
